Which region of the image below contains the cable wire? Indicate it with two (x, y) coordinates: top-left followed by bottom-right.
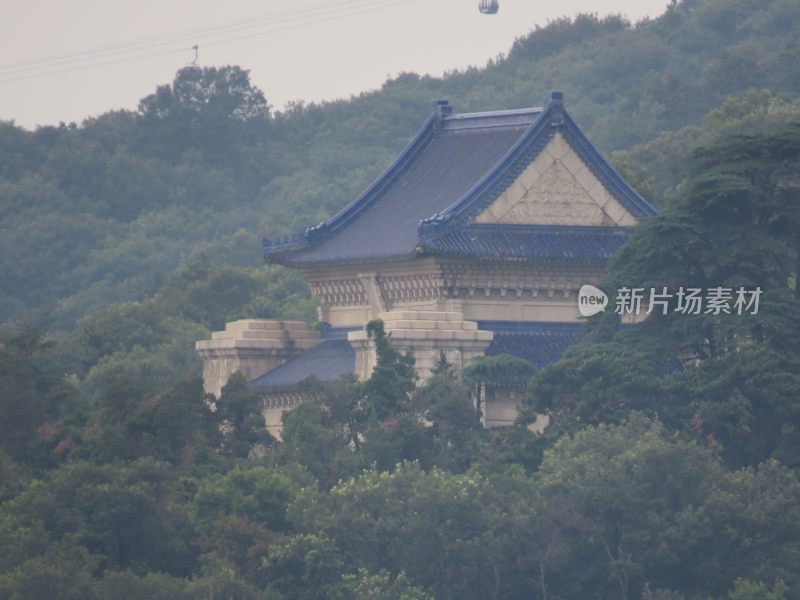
(0, 0), (382, 72)
(0, 0), (419, 83)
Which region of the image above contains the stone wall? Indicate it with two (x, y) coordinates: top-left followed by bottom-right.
(347, 309), (493, 383)
(262, 390), (308, 439)
(482, 387), (550, 432)
(299, 258), (602, 329)
(195, 319), (320, 397)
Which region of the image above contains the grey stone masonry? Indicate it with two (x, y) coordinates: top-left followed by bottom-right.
(196, 320), (321, 397)
(348, 310), (493, 382)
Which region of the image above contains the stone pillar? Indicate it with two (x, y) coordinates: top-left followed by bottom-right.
(347, 310), (493, 383)
(195, 320), (320, 397)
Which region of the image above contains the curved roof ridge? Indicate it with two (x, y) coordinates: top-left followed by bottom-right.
(418, 91), (657, 241)
(263, 108), (438, 257)
(442, 107), (542, 132)
(444, 107), (542, 120)
(314, 112), (438, 240)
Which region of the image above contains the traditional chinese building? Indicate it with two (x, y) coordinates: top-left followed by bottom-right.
(196, 92), (656, 435)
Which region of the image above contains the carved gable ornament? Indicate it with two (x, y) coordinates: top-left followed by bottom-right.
(474, 133), (639, 227)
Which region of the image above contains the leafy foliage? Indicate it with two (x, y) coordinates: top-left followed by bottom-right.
(526, 121), (800, 470)
(3, 0), (800, 329)
(2, 1), (800, 597)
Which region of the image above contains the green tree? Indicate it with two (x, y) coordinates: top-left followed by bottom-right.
(0, 459), (196, 577)
(0, 325), (74, 465)
(288, 463), (502, 600)
(192, 466), (295, 533)
(534, 415), (800, 598)
(279, 388), (359, 490)
(333, 569), (433, 600)
(529, 122), (800, 467)
(137, 66), (270, 164)
(93, 570), (194, 600)
(361, 412), (433, 472)
(260, 533), (344, 599)
(726, 579), (788, 600)
(0, 543), (97, 600)
(216, 373), (272, 458)
(463, 354), (535, 421)
(416, 373), (482, 472)
(189, 559), (273, 600)
(359, 320), (417, 421)
(523, 342), (669, 433)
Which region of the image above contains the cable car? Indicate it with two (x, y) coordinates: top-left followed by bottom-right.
(478, 0), (499, 14)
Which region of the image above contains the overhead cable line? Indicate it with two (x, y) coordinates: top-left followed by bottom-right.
(0, 0), (383, 73)
(0, 0), (418, 83)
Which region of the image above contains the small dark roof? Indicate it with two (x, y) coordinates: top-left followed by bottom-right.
(263, 92), (656, 267)
(482, 321), (584, 370)
(248, 337), (355, 391)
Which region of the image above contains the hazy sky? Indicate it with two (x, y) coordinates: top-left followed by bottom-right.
(1, 0), (668, 129)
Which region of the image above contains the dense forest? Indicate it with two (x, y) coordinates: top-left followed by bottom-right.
(1, 0), (800, 598)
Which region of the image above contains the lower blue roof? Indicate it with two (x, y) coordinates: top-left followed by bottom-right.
(481, 321), (584, 369)
(249, 337), (356, 391)
(247, 321), (583, 392)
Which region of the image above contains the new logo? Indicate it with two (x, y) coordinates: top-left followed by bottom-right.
(578, 284), (608, 317)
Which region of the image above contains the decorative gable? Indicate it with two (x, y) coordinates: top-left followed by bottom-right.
(473, 133), (639, 227)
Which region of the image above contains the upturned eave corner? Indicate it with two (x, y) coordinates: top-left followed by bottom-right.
(262, 106), (441, 265)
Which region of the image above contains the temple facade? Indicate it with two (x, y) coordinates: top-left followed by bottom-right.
(196, 92), (656, 435)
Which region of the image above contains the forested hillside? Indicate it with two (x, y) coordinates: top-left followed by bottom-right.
(2, 0), (800, 598)
(2, 0), (800, 329)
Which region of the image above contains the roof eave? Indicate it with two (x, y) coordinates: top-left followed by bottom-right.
(417, 249), (614, 264)
(262, 108), (440, 261)
(268, 250), (421, 269)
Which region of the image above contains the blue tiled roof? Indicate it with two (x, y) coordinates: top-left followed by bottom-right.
(421, 224), (628, 262)
(482, 321), (584, 371)
(265, 108), (535, 266)
(248, 337), (356, 391)
(263, 92), (656, 267)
